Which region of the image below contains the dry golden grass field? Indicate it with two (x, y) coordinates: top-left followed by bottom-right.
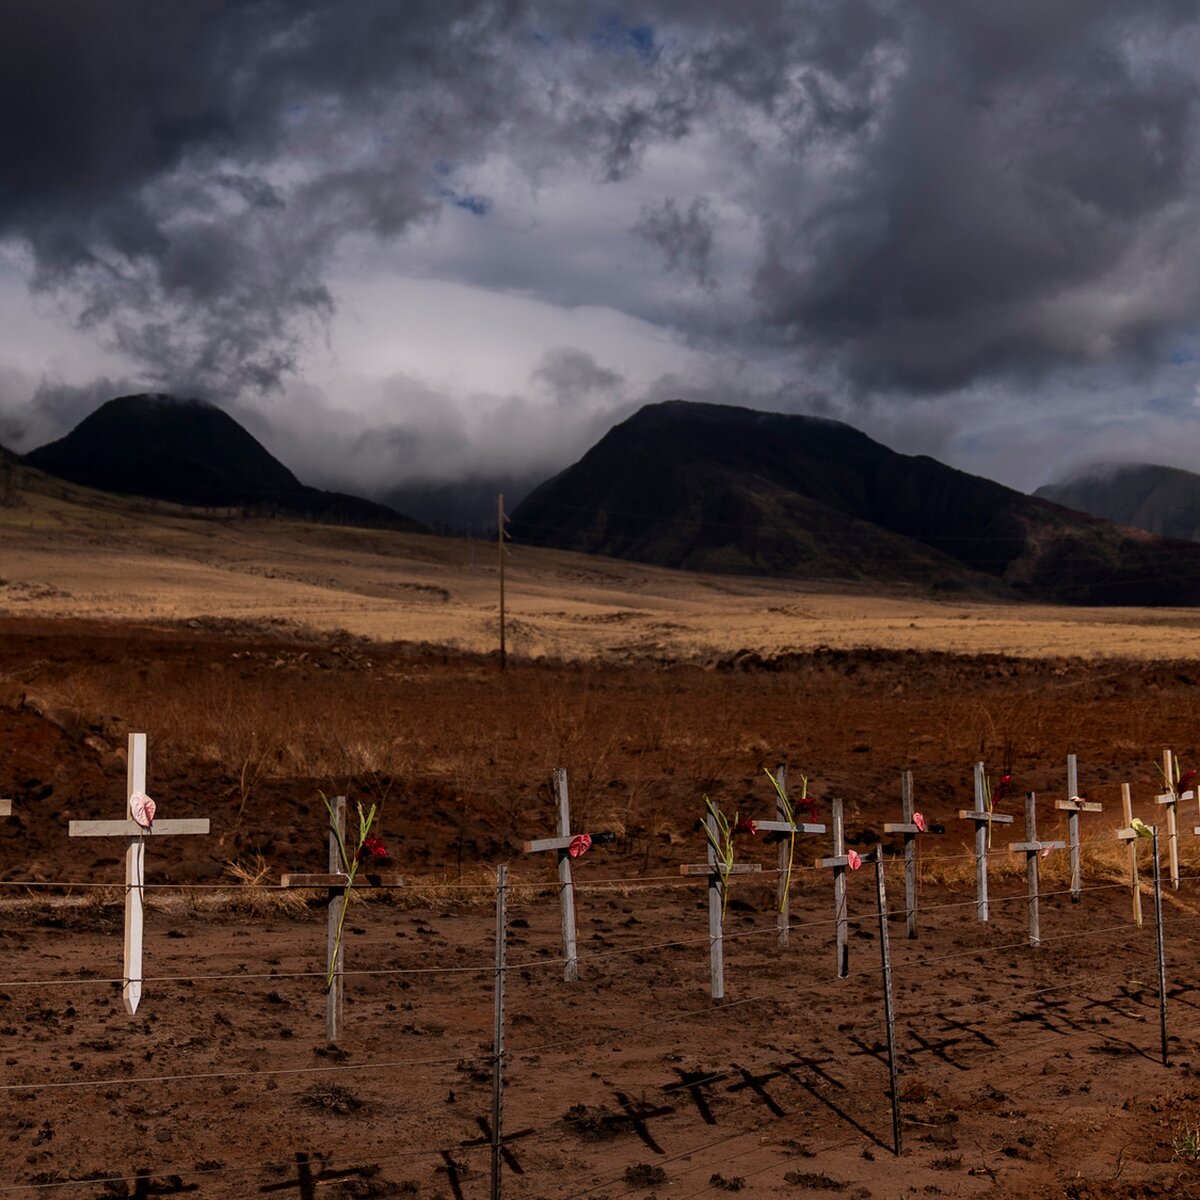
(6, 473), (1200, 661)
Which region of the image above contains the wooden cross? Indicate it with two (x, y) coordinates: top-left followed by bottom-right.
(1116, 782), (1143, 927)
(1054, 753), (1101, 903)
(883, 769), (942, 939)
(1008, 792), (1064, 947)
(680, 810), (761, 1000)
(756, 763), (825, 946)
(0, 798), (10, 817)
(521, 768), (614, 982)
(68, 733), (209, 1015)
(957, 761), (1013, 922)
(279, 795), (403, 1043)
(1156, 748), (1191, 890)
(815, 797), (860, 978)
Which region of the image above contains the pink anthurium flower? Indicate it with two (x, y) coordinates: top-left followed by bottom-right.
(912, 812), (927, 833)
(569, 833), (592, 858)
(129, 793), (155, 829)
(847, 849), (862, 871)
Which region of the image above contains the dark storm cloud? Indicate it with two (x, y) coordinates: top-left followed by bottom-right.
(0, 0), (526, 392)
(3, 0), (1200, 410)
(750, 0), (1200, 392)
(634, 198), (715, 288)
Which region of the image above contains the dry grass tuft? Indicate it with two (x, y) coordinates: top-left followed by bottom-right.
(222, 855), (311, 914)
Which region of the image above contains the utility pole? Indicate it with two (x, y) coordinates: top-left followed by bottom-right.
(498, 493), (507, 670)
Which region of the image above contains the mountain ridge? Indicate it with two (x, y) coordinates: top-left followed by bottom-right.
(1036, 463), (1200, 543)
(512, 399), (1200, 605)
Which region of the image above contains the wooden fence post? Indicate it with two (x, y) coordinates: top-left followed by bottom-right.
(491, 864), (508, 1200)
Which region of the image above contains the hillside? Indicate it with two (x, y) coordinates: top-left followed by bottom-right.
(512, 400), (1200, 605)
(1036, 463), (1200, 543)
(24, 393), (424, 531)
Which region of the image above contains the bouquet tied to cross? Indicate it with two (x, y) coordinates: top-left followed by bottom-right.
(322, 794), (389, 988)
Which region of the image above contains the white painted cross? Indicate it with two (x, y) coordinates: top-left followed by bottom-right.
(883, 770), (943, 939)
(815, 797), (861, 978)
(1054, 754), (1102, 903)
(68, 733), (209, 1015)
(1116, 782), (1144, 928)
(521, 768), (614, 982)
(957, 761), (1014, 922)
(679, 810), (761, 1000)
(757, 763), (825, 947)
(1156, 748), (1191, 890)
(1008, 792), (1065, 947)
(279, 795), (404, 1043)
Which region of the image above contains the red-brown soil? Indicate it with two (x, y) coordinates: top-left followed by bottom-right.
(4, 617), (1200, 1198)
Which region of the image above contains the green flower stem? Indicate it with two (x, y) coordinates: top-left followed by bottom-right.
(322, 794), (379, 989)
(763, 766), (808, 913)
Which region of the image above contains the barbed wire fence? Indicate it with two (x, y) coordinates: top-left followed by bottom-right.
(1, 814), (1195, 1200)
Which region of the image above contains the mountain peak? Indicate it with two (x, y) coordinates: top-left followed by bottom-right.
(1036, 461), (1200, 543)
(24, 393), (423, 531)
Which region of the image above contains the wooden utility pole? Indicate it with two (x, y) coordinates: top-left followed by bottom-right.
(498, 493), (507, 671)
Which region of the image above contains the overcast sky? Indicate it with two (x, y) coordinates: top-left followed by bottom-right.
(2, 0), (1200, 507)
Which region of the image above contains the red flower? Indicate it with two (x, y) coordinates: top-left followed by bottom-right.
(1180, 769), (1197, 792)
(568, 833), (592, 858)
(732, 817), (758, 836)
(358, 834), (389, 862)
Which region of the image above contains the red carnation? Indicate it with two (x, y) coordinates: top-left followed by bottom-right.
(358, 834), (389, 862)
(732, 817), (758, 836)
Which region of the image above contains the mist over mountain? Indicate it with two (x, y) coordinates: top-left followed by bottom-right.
(380, 473), (543, 534)
(513, 400), (1200, 605)
(24, 394), (423, 531)
(1036, 464), (1200, 543)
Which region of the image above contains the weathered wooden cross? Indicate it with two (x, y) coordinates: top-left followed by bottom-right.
(1116, 783), (1144, 927)
(957, 761), (1014, 922)
(1156, 748), (1192, 890)
(68, 733), (209, 1015)
(680, 810), (761, 1000)
(279, 795), (404, 1043)
(1008, 792), (1065, 947)
(815, 797), (861, 978)
(758, 763), (825, 946)
(1054, 754), (1101, 903)
(883, 769), (942, 938)
(521, 767), (614, 982)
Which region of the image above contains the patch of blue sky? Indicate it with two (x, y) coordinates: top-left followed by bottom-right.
(437, 186), (491, 216)
(592, 14), (657, 60)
